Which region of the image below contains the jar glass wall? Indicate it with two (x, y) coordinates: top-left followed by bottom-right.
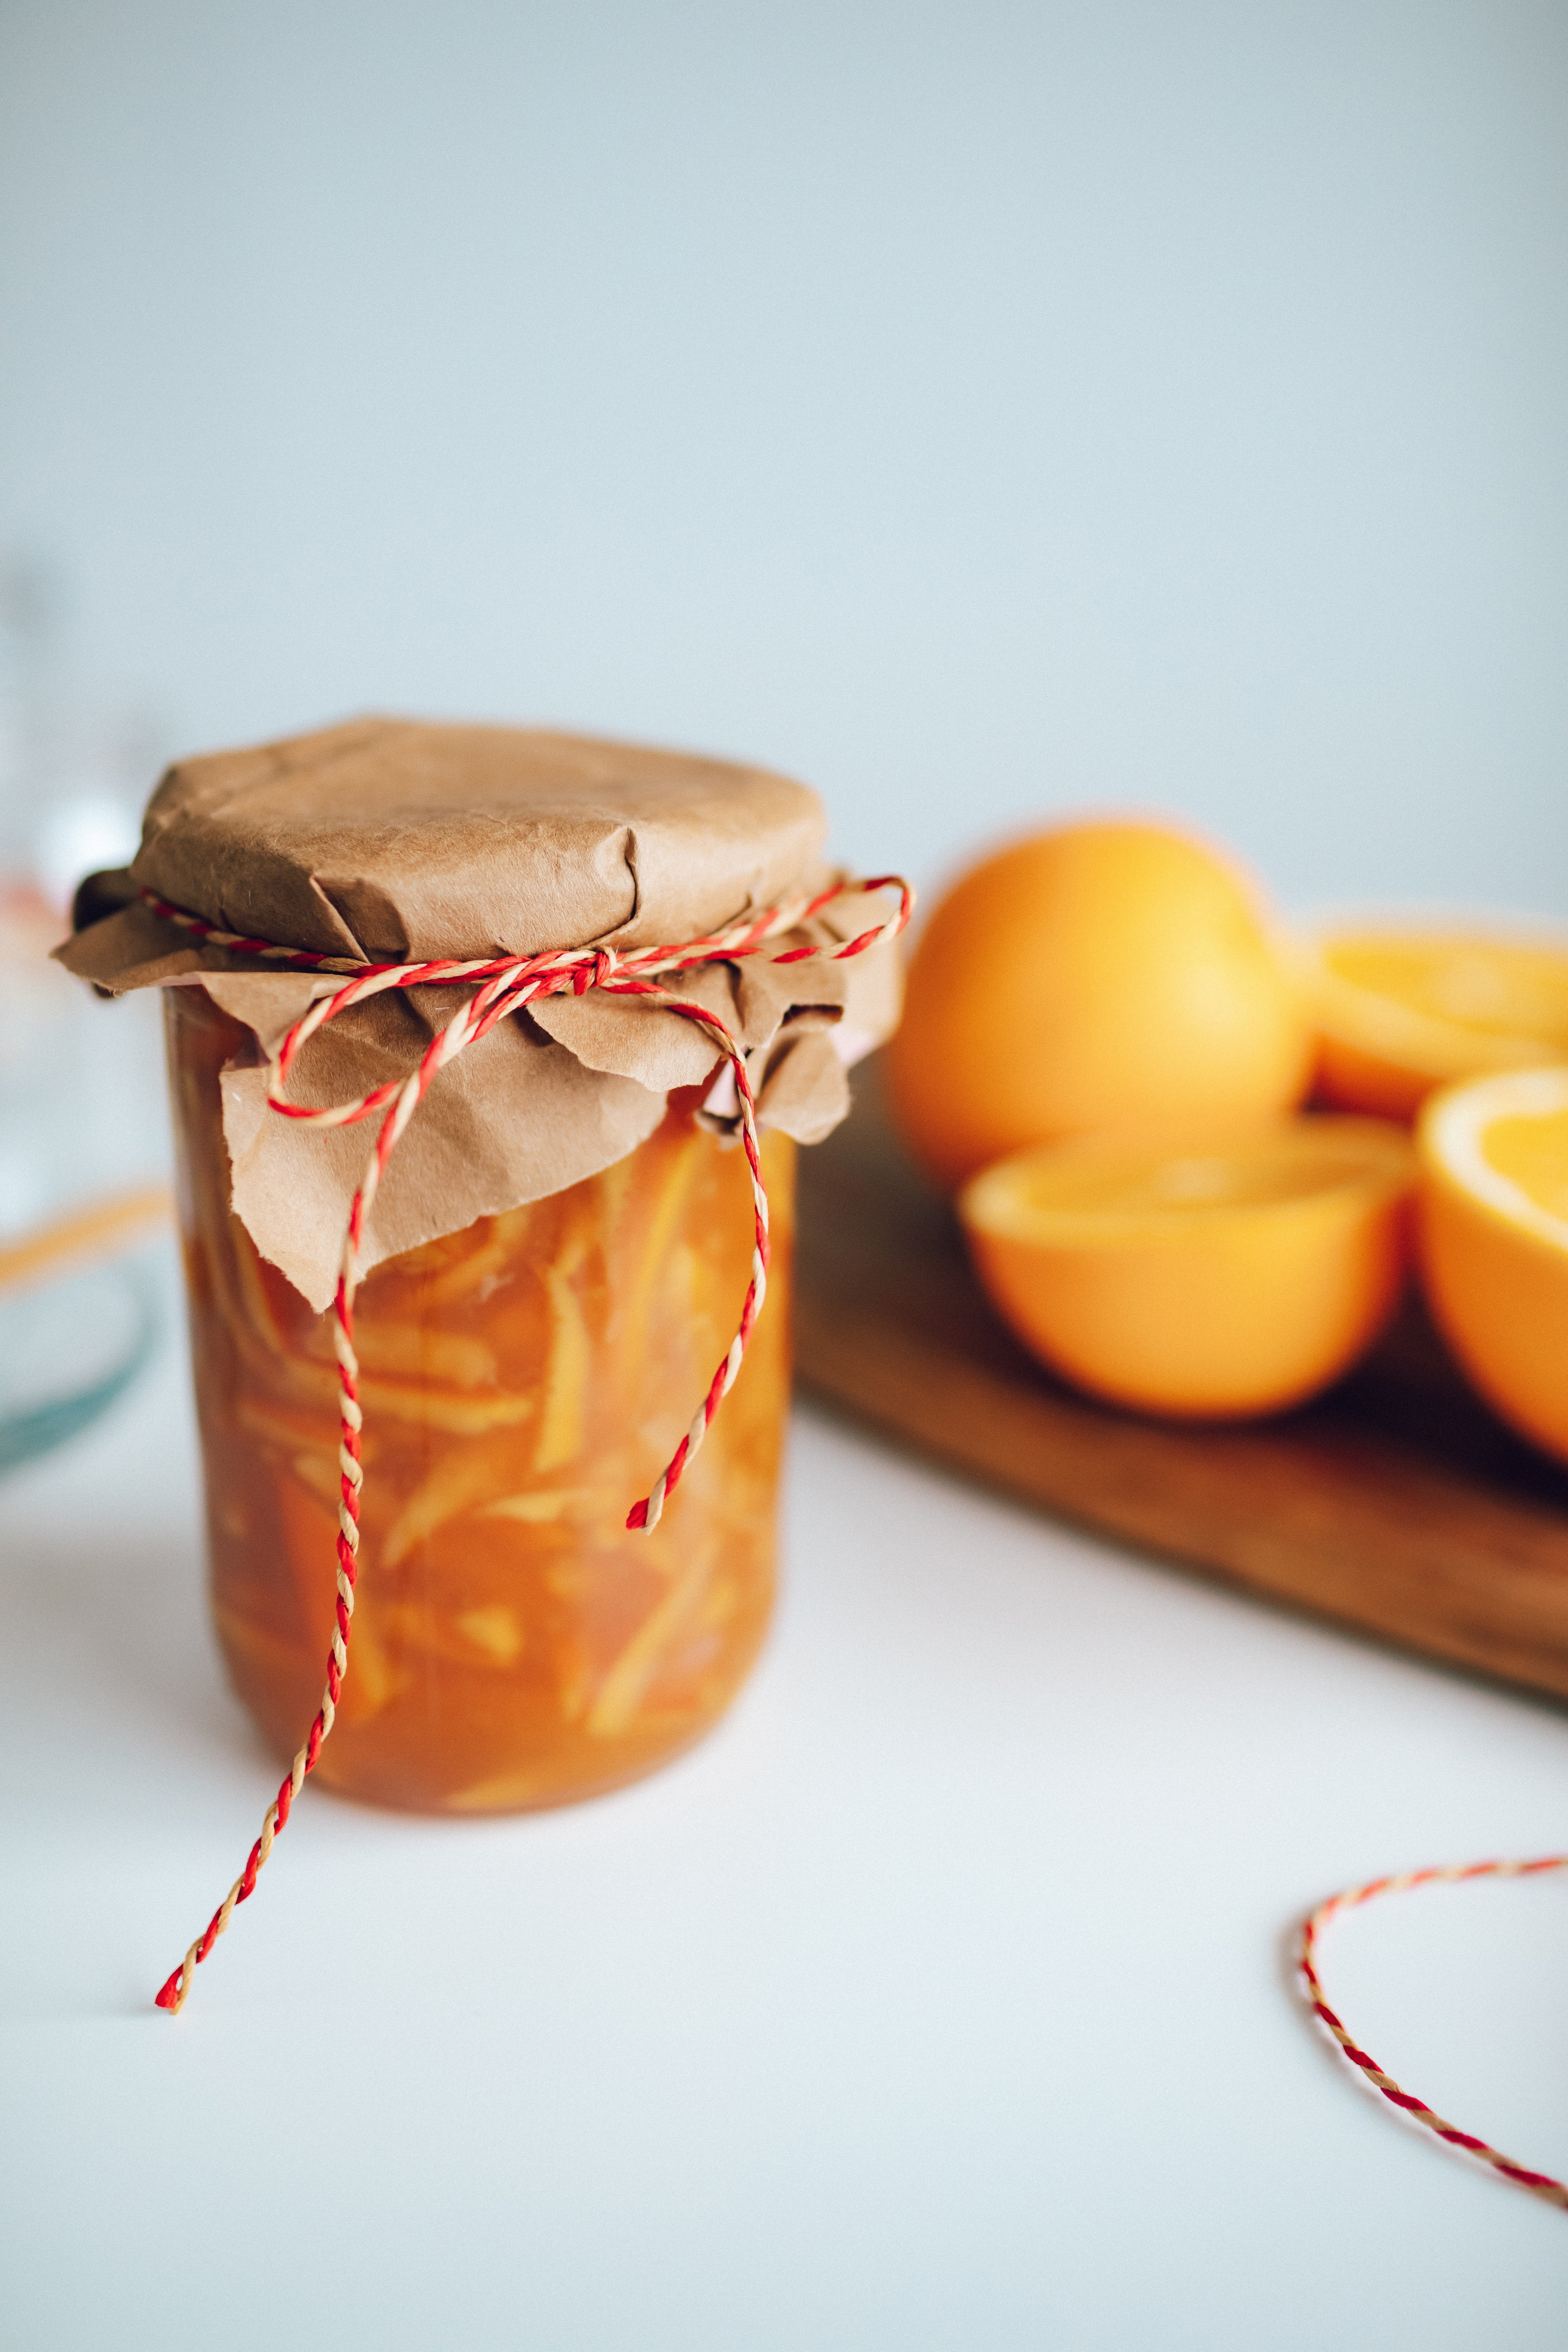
(165, 984), (794, 1813)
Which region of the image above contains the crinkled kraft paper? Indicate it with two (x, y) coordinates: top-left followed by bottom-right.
(56, 719), (902, 1309)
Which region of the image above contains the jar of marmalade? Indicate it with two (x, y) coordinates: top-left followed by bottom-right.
(62, 719), (900, 1829)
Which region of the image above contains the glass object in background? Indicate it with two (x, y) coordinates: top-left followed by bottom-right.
(0, 1255), (159, 1474)
(0, 892), (171, 1475)
(0, 550), (172, 1474)
(166, 984), (796, 1814)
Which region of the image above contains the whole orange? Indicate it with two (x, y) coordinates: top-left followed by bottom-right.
(886, 820), (1312, 1189)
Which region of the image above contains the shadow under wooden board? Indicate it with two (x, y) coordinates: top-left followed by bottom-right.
(793, 1062), (1568, 1707)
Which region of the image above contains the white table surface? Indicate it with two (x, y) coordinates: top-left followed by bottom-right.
(4, 1246), (1568, 2349)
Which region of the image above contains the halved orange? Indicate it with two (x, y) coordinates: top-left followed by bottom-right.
(1309, 926), (1568, 1119)
(1418, 1065), (1568, 1464)
(958, 1116), (1415, 1420)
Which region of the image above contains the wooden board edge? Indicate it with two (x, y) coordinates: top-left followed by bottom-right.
(794, 1296), (1568, 1712)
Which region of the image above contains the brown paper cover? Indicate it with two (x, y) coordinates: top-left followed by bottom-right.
(57, 718), (901, 1306)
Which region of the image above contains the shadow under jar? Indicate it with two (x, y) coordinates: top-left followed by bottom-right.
(167, 983), (795, 1815)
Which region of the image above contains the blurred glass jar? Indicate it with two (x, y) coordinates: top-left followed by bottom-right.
(166, 983), (795, 1814)
(0, 888), (168, 1474)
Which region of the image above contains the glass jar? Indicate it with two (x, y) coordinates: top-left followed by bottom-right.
(165, 982), (795, 1814)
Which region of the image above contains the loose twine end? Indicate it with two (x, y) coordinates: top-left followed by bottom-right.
(141, 871), (913, 2012)
(1299, 1853), (1568, 2210)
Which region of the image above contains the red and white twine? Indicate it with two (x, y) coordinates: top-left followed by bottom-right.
(145, 871), (912, 2013)
(1299, 1854), (1568, 2210)
(139, 864), (1562, 2225)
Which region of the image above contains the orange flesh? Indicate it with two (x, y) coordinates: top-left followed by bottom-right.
(166, 986), (793, 1814)
(1481, 1106), (1568, 1224)
(997, 1139), (1396, 1224)
(1323, 937), (1568, 1044)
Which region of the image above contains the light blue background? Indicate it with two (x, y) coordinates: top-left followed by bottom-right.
(2, 0), (1565, 913)
(5, 15), (1568, 2346)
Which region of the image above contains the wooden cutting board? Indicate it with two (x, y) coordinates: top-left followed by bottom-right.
(793, 1065), (1568, 1706)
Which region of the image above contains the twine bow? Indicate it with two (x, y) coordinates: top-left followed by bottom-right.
(142, 871), (912, 2012)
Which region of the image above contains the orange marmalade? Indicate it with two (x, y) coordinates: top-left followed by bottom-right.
(166, 984), (794, 1814)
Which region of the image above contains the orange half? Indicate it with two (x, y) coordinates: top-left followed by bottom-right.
(1309, 926), (1568, 1119)
(1418, 1065), (1568, 1464)
(959, 1116), (1416, 1420)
